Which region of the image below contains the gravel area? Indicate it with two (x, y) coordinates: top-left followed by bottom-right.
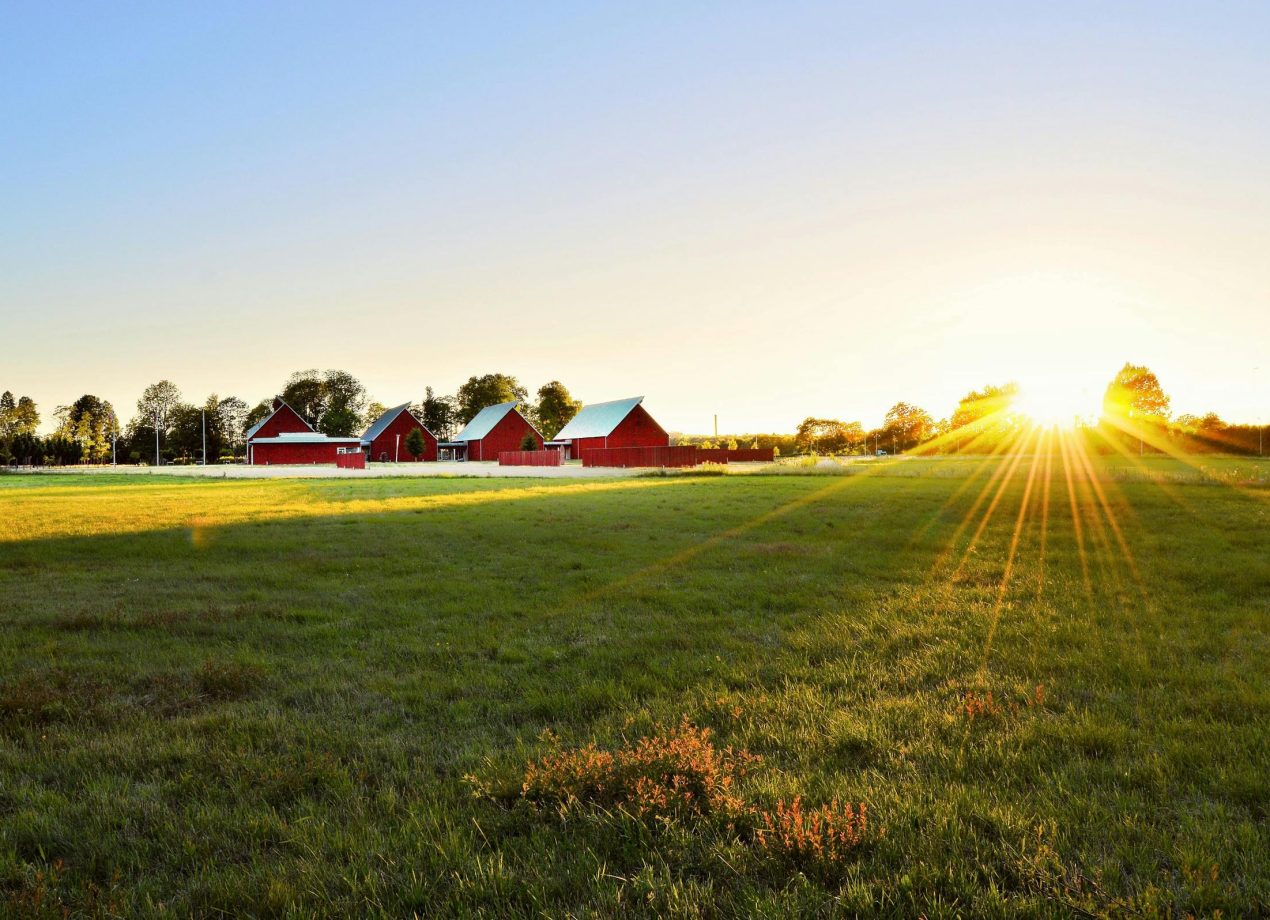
(11, 462), (641, 479)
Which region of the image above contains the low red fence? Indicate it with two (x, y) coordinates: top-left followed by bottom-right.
(724, 448), (775, 462)
(582, 446), (702, 468)
(498, 450), (562, 467)
(335, 451), (366, 469)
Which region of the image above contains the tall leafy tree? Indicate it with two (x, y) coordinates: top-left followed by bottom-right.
(1102, 363), (1171, 422)
(794, 418), (864, 455)
(281, 369), (368, 435)
(420, 387), (458, 440)
(882, 402), (934, 453)
(56, 395), (119, 463)
(216, 396), (249, 455)
(0, 391), (40, 439)
(534, 381), (581, 439)
(455, 374), (527, 425)
(281, 370), (327, 427)
(319, 369), (368, 436)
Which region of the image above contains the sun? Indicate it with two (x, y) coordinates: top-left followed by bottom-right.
(1012, 379), (1098, 429)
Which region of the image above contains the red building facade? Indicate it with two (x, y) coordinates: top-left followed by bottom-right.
(249, 433), (364, 465)
(246, 398), (316, 464)
(549, 397), (668, 460)
(361, 404), (437, 462)
(441, 402), (543, 461)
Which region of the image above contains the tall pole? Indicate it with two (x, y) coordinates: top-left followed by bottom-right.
(154, 409), (161, 467)
(202, 409), (207, 466)
(714, 414), (718, 438)
(395, 433), (400, 463)
(112, 433), (117, 467)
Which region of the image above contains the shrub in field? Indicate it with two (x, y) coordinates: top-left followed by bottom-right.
(753, 797), (873, 877)
(963, 684), (1046, 722)
(521, 718), (761, 820)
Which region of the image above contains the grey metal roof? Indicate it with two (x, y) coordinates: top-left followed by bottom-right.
(552, 397), (644, 441)
(360, 403), (424, 446)
(452, 401), (519, 442)
(244, 397), (314, 441)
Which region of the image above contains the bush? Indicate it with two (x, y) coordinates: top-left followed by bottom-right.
(521, 718), (761, 821)
(519, 432), (539, 451)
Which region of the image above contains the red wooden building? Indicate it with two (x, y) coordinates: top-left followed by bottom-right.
(246, 397), (362, 465)
(439, 401), (543, 461)
(249, 432), (364, 465)
(360, 403), (437, 462)
(546, 396), (669, 460)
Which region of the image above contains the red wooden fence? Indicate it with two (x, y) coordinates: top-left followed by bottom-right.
(581, 446), (702, 468)
(724, 448), (775, 462)
(335, 451), (366, 469)
(498, 450), (562, 467)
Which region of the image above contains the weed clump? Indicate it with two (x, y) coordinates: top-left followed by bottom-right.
(522, 718), (760, 820)
(195, 660), (264, 701)
(754, 797), (873, 876)
(964, 684), (1046, 722)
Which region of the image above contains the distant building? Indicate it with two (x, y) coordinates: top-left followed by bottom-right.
(361, 403), (437, 462)
(546, 396), (668, 460)
(438, 401), (543, 461)
(246, 397), (362, 465)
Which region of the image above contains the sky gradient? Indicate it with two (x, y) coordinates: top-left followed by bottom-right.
(4, 2), (1268, 434)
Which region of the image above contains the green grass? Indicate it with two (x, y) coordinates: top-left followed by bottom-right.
(0, 457), (1266, 917)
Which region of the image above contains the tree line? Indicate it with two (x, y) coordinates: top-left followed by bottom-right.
(784, 364), (1266, 457)
(0, 371), (583, 466)
(3, 361), (1264, 466)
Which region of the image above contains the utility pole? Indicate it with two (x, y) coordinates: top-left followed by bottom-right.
(713, 414), (718, 439)
(154, 409), (161, 467)
(111, 433), (117, 467)
(201, 409), (207, 466)
(395, 433), (400, 463)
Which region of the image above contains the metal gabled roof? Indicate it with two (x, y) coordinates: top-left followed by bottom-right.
(552, 396), (644, 441)
(359, 402), (424, 445)
(452, 401), (519, 442)
(244, 397), (314, 441)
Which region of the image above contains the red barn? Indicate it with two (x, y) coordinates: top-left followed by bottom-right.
(246, 397), (363, 465)
(439, 401), (543, 461)
(361, 403), (437, 462)
(547, 396), (669, 460)
(245, 398), (315, 464)
(248, 431), (365, 465)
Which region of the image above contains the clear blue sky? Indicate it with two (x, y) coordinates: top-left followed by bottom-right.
(4, 2), (1268, 433)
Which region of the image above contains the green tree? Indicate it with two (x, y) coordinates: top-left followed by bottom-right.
(534, 381), (581, 439)
(1102, 363), (1171, 422)
(282, 369), (368, 435)
(320, 370), (368, 435)
(456, 374), (527, 424)
(519, 431), (539, 451)
(281, 370), (327, 427)
(405, 427), (426, 460)
(794, 418), (864, 455)
(136, 380), (182, 463)
(882, 402), (934, 453)
(216, 396), (249, 455)
(56, 395), (119, 463)
(420, 387), (458, 440)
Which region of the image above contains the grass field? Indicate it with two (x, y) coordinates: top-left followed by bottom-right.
(1, 456), (1266, 917)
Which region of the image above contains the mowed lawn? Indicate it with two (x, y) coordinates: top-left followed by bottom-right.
(0, 459), (1266, 917)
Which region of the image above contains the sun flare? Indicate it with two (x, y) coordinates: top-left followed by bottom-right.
(1012, 379), (1099, 429)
